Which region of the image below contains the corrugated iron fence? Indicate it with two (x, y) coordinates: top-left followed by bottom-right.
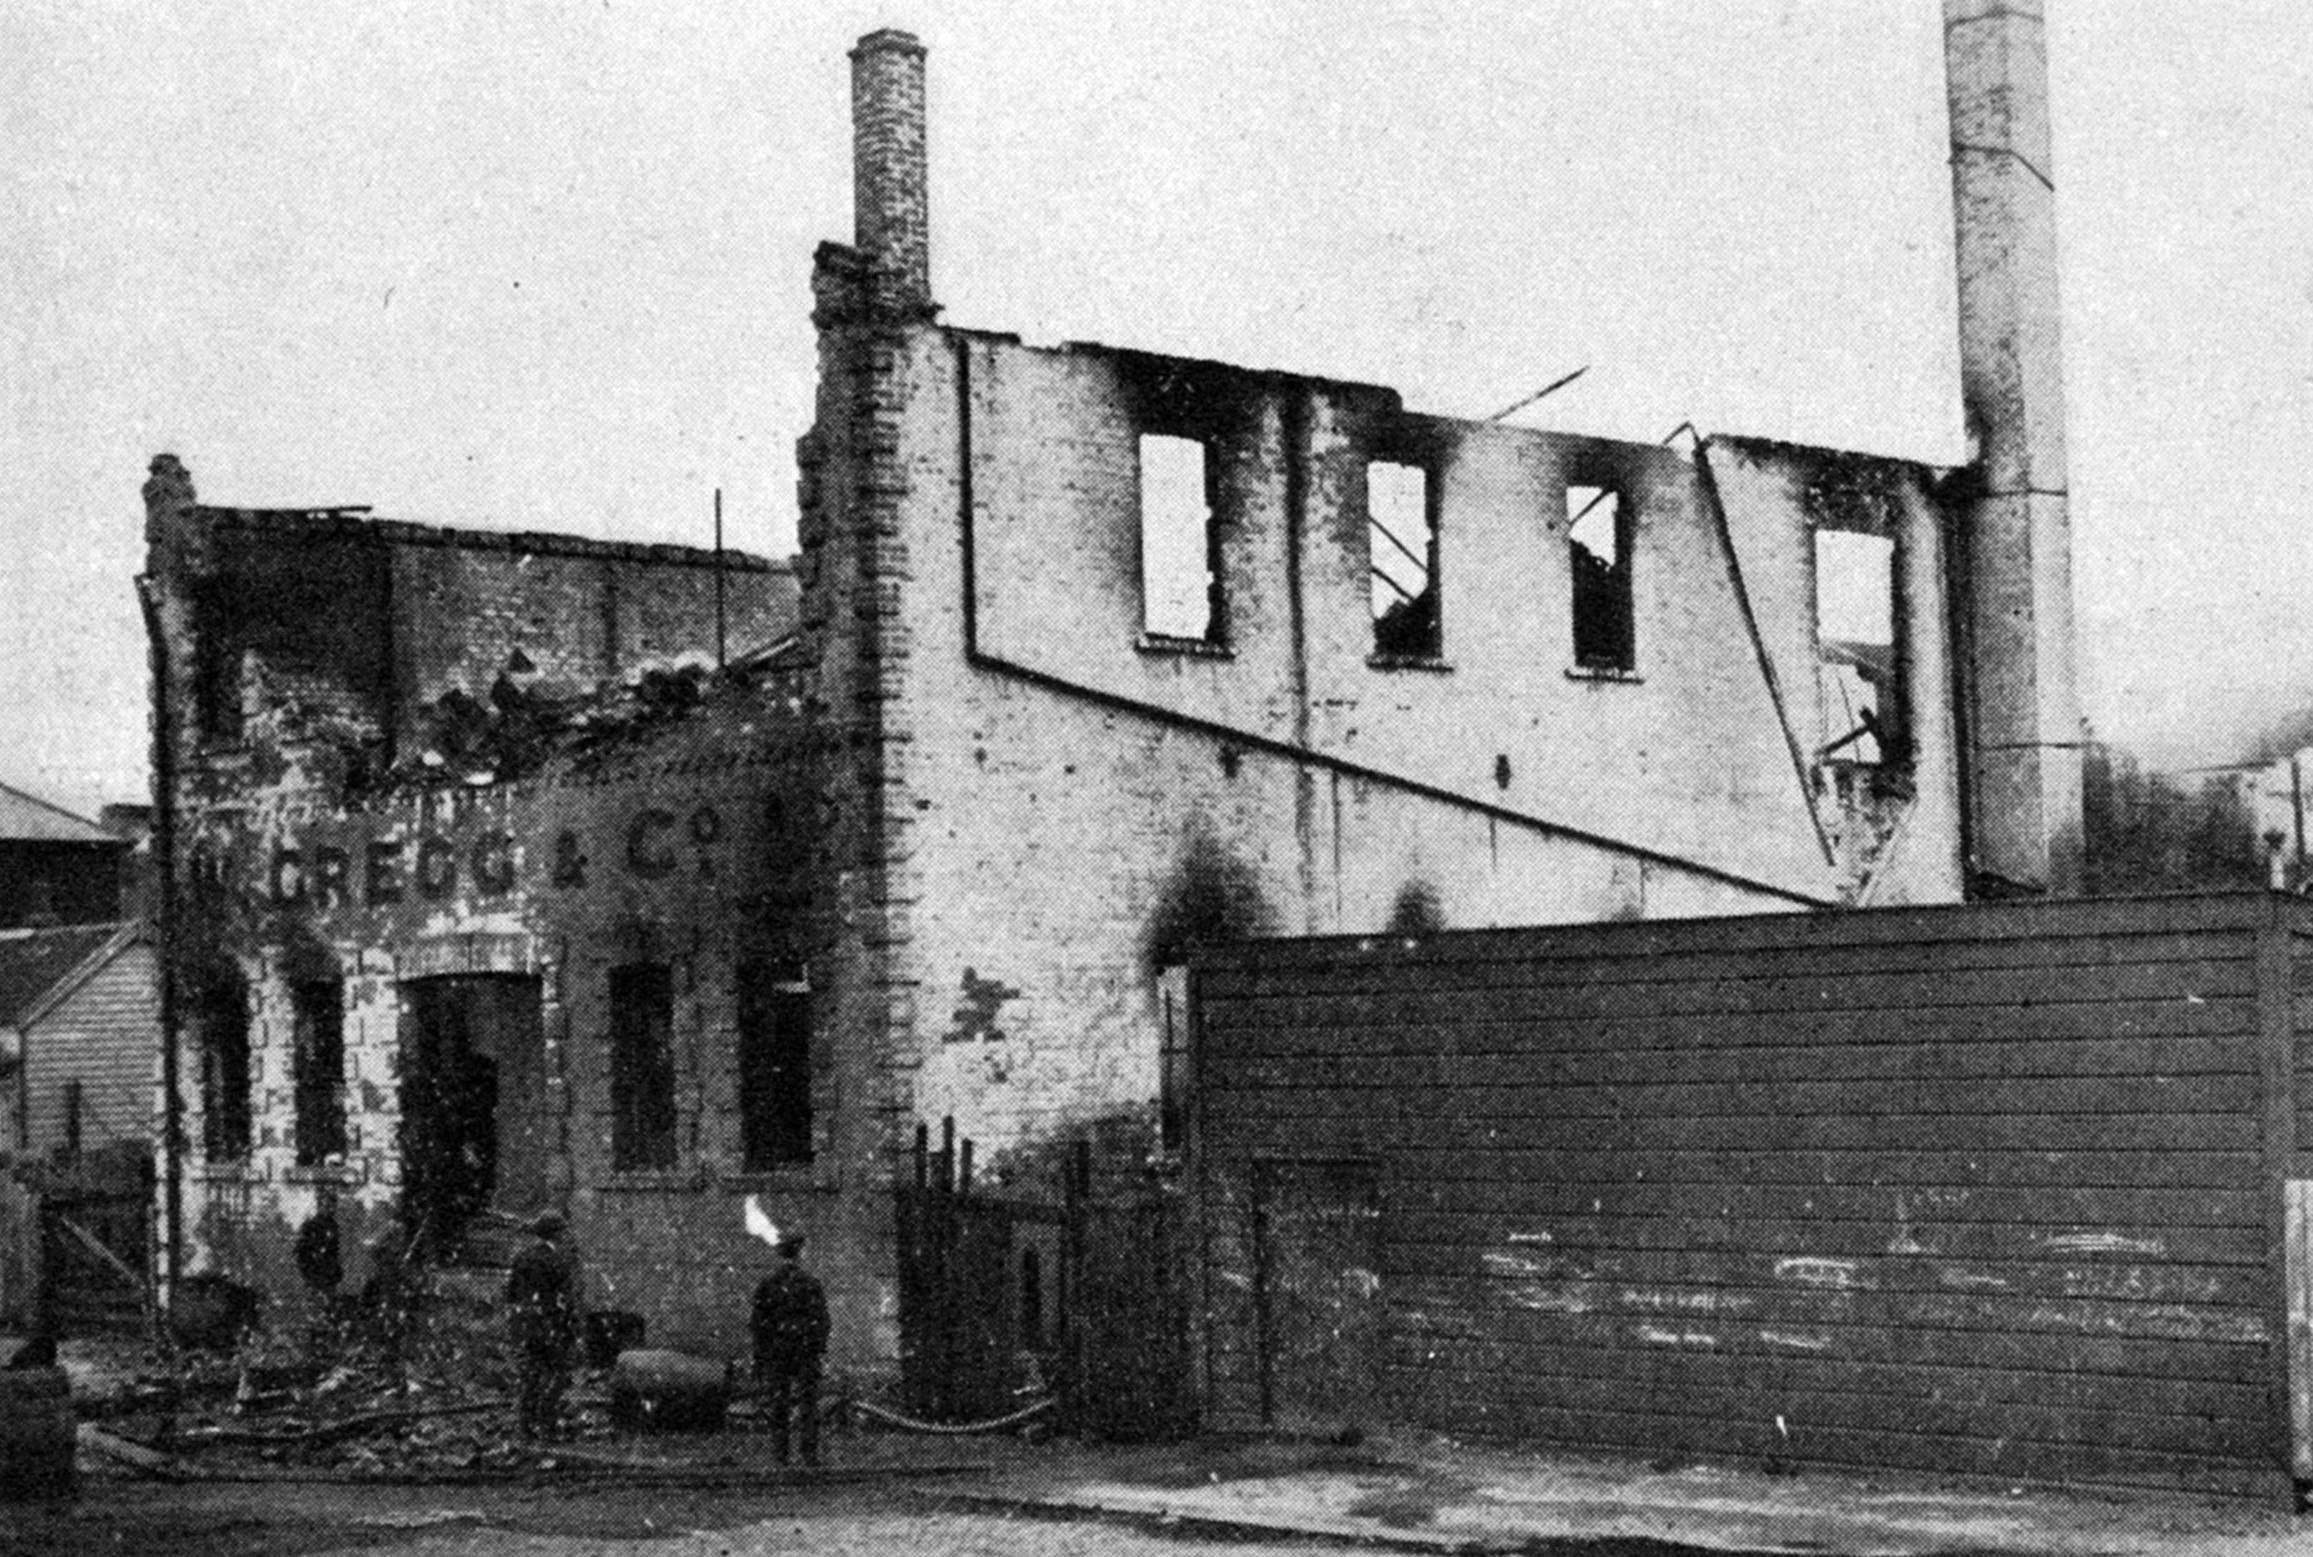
(895, 1118), (1190, 1438)
(1193, 892), (2313, 1503)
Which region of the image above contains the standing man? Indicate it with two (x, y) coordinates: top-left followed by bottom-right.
(751, 1232), (830, 1466)
(505, 1211), (582, 1440)
(362, 1217), (421, 1389)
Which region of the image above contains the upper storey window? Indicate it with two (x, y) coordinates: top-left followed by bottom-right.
(1369, 461), (1439, 660)
(1138, 433), (1223, 646)
(1814, 527), (1900, 768)
(1568, 483), (1634, 672)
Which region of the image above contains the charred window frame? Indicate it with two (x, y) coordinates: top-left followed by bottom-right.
(1567, 477), (1635, 673)
(291, 979), (346, 1166)
(1137, 434), (1223, 646)
(196, 969), (253, 1163)
(736, 959), (813, 1171)
(1368, 438), (1441, 663)
(609, 963), (678, 1172)
(187, 531), (395, 751)
(1128, 359), (1234, 652)
(1809, 482), (1908, 778)
(192, 580), (246, 744)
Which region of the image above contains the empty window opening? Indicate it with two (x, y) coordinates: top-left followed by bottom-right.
(292, 980), (346, 1166)
(1814, 529), (1899, 767)
(196, 970), (252, 1163)
(1369, 461), (1439, 659)
(737, 960), (813, 1171)
(62, 1079), (83, 1161)
(1569, 485), (1633, 671)
(1138, 434), (1222, 643)
(1020, 1246), (1046, 1348)
(192, 591), (245, 744)
(609, 963), (678, 1172)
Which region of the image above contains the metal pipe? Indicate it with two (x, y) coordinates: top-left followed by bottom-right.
(133, 575), (184, 1302)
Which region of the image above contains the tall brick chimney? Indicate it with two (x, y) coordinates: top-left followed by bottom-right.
(850, 28), (935, 320)
(1944, 0), (2082, 895)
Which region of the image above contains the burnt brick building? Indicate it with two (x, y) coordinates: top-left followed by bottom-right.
(140, 472), (814, 1347)
(147, 9), (2077, 1373)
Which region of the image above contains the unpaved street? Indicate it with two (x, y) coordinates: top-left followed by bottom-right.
(0, 1478), (1352, 1557)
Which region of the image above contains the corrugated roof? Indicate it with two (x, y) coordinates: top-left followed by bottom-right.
(0, 923), (130, 1029)
(0, 782), (118, 845)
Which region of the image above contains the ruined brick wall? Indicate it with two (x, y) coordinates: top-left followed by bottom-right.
(796, 297), (1970, 1288)
(388, 533), (787, 708)
(142, 462), (834, 1359)
(146, 484), (794, 770)
(163, 692), (818, 1354)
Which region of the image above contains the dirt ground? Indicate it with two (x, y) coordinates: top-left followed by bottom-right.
(0, 1477), (1365, 1557)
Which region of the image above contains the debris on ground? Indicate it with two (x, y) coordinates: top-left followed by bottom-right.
(62, 1262), (623, 1479)
(50, 1257), (1032, 1489)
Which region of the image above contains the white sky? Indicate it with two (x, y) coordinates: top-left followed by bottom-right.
(5, 0), (2311, 815)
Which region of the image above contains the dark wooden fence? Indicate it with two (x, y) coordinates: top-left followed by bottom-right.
(31, 1146), (153, 1334)
(895, 1118), (1190, 1437)
(1191, 892), (2313, 1501)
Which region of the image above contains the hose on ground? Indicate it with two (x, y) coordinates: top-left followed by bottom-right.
(851, 1395), (1056, 1436)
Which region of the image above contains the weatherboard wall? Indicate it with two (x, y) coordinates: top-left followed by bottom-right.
(1191, 892), (2313, 1500)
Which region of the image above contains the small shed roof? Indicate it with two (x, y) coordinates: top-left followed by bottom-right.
(0, 782), (117, 846)
(0, 923), (135, 1029)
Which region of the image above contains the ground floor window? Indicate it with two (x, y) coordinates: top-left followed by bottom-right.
(196, 969), (252, 1162)
(610, 963), (678, 1171)
(292, 979), (346, 1165)
(737, 960), (812, 1169)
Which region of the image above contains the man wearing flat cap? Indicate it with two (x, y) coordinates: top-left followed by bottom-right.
(506, 1211), (583, 1439)
(751, 1231), (831, 1465)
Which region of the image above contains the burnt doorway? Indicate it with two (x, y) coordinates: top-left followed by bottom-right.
(399, 976), (547, 1253)
(1253, 1159), (1384, 1437)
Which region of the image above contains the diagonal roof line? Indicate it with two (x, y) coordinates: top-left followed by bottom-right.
(14, 922), (143, 1034)
(0, 780), (117, 844)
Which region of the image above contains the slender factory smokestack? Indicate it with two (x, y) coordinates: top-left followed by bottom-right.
(1943, 0), (2083, 895)
(850, 28), (935, 321)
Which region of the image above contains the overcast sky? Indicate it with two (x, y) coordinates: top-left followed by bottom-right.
(6, 1), (2311, 816)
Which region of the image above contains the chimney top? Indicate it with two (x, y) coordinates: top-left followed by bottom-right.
(849, 25), (935, 320)
(851, 28), (925, 58)
(144, 453), (196, 511)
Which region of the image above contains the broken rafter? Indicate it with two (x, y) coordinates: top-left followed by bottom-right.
(1369, 567), (1418, 603)
(1487, 365), (1589, 422)
(1369, 513), (1430, 575)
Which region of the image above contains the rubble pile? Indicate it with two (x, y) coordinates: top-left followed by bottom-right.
(396, 661), (743, 790)
(73, 1267), (627, 1478)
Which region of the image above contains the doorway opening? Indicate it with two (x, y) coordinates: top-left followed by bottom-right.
(398, 974), (547, 1258)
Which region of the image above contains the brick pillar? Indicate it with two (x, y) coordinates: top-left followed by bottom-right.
(850, 29), (935, 321)
(1944, 0), (2082, 895)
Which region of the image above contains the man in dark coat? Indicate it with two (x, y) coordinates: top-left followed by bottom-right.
(361, 1219), (422, 1386)
(751, 1232), (830, 1465)
(505, 1212), (583, 1439)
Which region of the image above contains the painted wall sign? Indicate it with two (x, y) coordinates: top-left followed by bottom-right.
(250, 804), (732, 910)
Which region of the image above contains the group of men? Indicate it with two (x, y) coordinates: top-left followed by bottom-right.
(500, 1212), (830, 1461)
